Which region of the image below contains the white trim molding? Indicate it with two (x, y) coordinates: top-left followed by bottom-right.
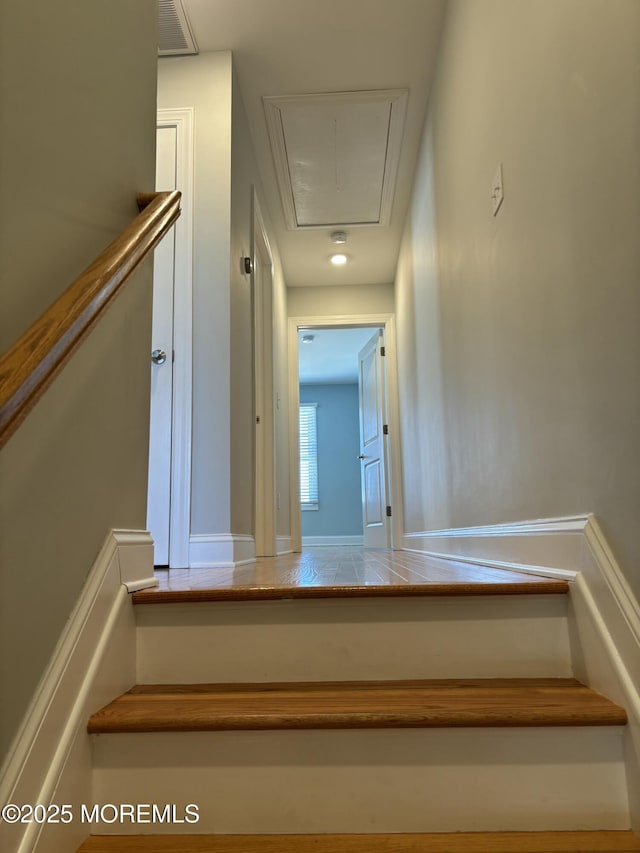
(573, 517), (640, 830)
(302, 535), (365, 547)
(0, 530), (139, 853)
(189, 534), (256, 569)
(276, 535), (294, 555)
(112, 529), (157, 592)
(584, 520), (640, 653)
(251, 189), (277, 557)
(403, 514), (590, 580)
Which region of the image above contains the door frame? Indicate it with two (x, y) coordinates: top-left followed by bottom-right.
(251, 189), (276, 556)
(287, 313), (404, 551)
(149, 108), (194, 567)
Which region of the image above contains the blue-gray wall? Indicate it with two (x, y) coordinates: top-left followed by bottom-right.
(300, 384), (363, 537)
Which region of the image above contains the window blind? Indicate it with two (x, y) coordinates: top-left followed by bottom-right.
(299, 403), (318, 510)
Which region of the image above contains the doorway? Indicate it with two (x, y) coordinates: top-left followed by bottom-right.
(146, 108), (194, 567)
(288, 314), (403, 552)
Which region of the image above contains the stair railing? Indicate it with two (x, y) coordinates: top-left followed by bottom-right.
(0, 190), (181, 448)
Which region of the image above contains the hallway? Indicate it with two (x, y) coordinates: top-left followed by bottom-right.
(135, 547), (566, 602)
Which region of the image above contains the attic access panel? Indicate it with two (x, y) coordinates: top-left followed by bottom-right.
(264, 90), (408, 230)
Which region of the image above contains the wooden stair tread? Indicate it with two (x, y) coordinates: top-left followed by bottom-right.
(87, 678), (626, 733)
(132, 579), (569, 604)
(76, 831), (640, 852)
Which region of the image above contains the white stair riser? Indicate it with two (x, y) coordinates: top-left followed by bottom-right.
(136, 595), (572, 683)
(91, 727), (628, 833)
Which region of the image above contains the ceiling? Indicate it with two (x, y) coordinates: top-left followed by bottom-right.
(174, 0), (445, 287)
(298, 327), (381, 384)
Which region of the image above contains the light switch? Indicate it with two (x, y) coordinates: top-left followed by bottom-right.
(491, 163), (504, 216)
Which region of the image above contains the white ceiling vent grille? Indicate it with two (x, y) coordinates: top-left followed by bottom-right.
(158, 0), (198, 56)
(264, 90), (408, 230)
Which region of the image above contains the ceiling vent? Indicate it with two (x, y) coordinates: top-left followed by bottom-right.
(264, 90), (408, 230)
(158, 0), (198, 56)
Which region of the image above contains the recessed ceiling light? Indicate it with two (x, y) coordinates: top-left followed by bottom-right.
(330, 253), (348, 266)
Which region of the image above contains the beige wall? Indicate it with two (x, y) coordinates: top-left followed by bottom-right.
(0, 2), (156, 352)
(230, 68), (255, 536)
(0, 0), (157, 760)
(158, 53), (233, 536)
(158, 56), (290, 545)
(288, 283), (395, 318)
(230, 66), (290, 540)
(395, 0), (640, 596)
(230, 67), (289, 537)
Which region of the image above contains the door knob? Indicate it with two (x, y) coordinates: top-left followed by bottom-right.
(357, 454), (365, 460)
(151, 348), (167, 365)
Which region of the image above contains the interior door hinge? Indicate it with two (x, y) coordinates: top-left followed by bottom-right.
(386, 505), (392, 517)
(380, 346), (386, 357)
(383, 424), (389, 435)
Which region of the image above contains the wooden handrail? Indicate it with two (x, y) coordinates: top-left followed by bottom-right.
(0, 190), (181, 448)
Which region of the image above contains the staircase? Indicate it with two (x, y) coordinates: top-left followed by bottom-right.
(77, 562), (639, 852)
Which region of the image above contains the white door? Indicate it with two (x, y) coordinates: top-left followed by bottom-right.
(358, 331), (390, 548)
(147, 124), (177, 565)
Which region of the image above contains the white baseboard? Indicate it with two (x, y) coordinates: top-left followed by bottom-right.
(276, 535), (294, 555)
(302, 535), (364, 546)
(189, 534), (256, 568)
(403, 515), (588, 580)
(112, 529), (157, 591)
(0, 529), (142, 853)
(404, 513), (640, 830)
(570, 518), (640, 830)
